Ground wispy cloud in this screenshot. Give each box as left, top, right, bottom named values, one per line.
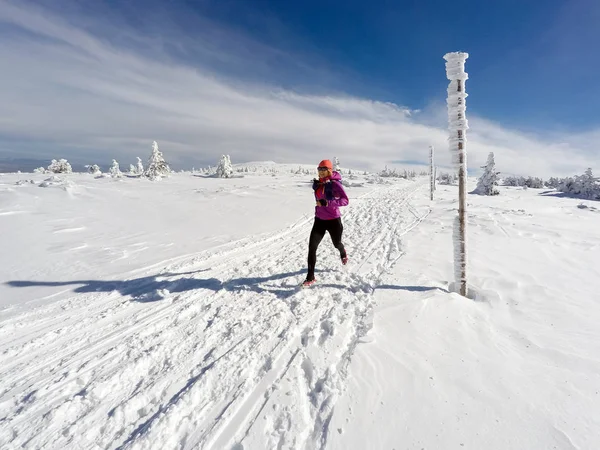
left=0, top=0, right=598, bottom=176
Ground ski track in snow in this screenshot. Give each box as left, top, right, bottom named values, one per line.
left=0, top=180, right=429, bottom=450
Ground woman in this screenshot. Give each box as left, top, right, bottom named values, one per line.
left=302, top=159, right=349, bottom=287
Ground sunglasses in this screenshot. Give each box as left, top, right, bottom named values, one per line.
left=317, top=167, right=330, bottom=171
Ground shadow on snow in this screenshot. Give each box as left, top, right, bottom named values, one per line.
left=538, top=190, right=600, bottom=202
left=5, top=268, right=324, bottom=303
left=376, top=285, right=448, bottom=292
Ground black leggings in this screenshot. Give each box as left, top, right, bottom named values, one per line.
left=307, top=217, right=346, bottom=281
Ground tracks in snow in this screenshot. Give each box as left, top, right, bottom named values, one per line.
left=0, top=180, right=429, bottom=450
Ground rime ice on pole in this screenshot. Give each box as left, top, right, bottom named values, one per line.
left=444, top=52, right=469, bottom=297
left=444, top=52, right=469, bottom=171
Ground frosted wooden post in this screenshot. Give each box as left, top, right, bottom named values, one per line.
left=444, top=52, right=469, bottom=297
left=429, top=145, right=435, bottom=200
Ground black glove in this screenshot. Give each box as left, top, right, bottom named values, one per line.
left=318, top=198, right=328, bottom=206
left=312, top=179, right=320, bottom=191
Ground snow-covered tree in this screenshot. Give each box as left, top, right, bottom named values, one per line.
left=33, top=167, right=46, bottom=174
left=578, top=168, right=599, bottom=199
left=333, top=157, right=341, bottom=172
left=216, top=155, right=233, bottom=178
left=472, top=152, right=499, bottom=195
left=47, top=159, right=72, bottom=174
left=144, top=141, right=171, bottom=180
left=109, top=159, right=122, bottom=178
left=136, top=157, right=144, bottom=175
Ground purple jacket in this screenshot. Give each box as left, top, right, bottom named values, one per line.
left=313, top=171, right=349, bottom=220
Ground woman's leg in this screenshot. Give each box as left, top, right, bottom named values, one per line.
left=307, top=219, right=326, bottom=281
left=328, top=218, right=347, bottom=259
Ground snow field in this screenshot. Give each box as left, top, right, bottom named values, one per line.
left=329, top=184, right=600, bottom=450
left=1, top=172, right=430, bottom=449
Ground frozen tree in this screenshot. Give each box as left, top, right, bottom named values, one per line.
left=333, top=157, right=341, bottom=172
left=129, top=164, right=136, bottom=174
left=144, top=141, right=171, bottom=180
left=109, top=159, right=123, bottom=178
left=33, top=167, right=46, bottom=174
left=136, top=157, right=144, bottom=175
left=472, top=152, right=499, bottom=195
left=216, top=155, right=233, bottom=178
left=578, top=168, right=599, bottom=199
left=47, top=159, right=72, bottom=174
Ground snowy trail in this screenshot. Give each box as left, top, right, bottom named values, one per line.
left=0, top=180, right=428, bottom=450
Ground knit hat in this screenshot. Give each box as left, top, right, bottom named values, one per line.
left=318, top=160, right=333, bottom=170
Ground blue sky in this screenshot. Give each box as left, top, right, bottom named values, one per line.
left=0, top=0, right=599, bottom=176
left=189, top=0, right=599, bottom=129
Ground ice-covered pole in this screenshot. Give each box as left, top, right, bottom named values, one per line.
left=444, top=51, right=469, bottom=297
left=429, top=145, right=435, bottom=201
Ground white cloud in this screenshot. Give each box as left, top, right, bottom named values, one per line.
left=0, top=0, right=598, bottom=176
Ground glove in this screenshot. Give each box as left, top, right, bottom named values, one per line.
left=318, top=198, right=328, bottom=206
left=312, top=179, right=320, bottom=191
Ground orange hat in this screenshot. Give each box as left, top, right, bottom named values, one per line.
left=318, top=160, right=333, bottom=170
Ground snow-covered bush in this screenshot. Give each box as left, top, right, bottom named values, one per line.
left=216, top=155, right=233, bottom=178
left=47, top=159, right=72, bottom=174
left=577, top=168, right=600, bottom=199
left=87, top=164, right=101, bottom=176
left=556, top=168, right=600, bottom=199
left=38, top=175, right=75, bottom=190
left=33, top=167, right=46, bottom=174
left=109, top=159, right=122, bottom=178
left=525, top=177, right=544, bottom=189
left=144, top=141, right=171, bottom=180
left=472, top=152, right=499, bottom=195
left=437, top=172, right=457, bottom=185
left=502, top=175, right=544, bottom=188
left=502, top=176, right=520, bottom=187
left=379, top=166, right=416, bottom=179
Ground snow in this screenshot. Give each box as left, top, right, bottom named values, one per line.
left=1, top=166, right=599, bottom=449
